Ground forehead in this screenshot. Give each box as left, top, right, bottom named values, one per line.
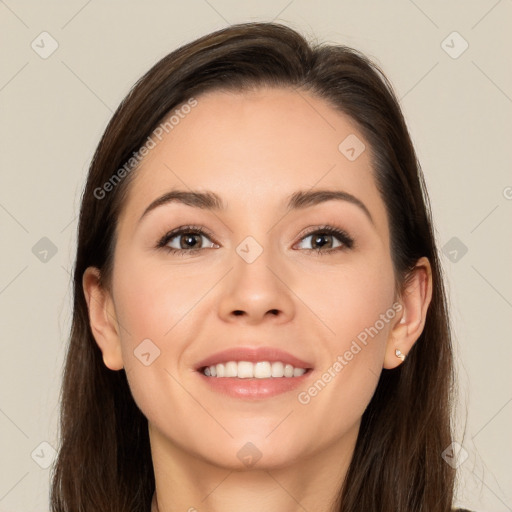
left=117, top=86, right=388, bottom=233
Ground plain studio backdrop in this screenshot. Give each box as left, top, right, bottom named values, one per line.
left=0, top=1, right=511, bottom=511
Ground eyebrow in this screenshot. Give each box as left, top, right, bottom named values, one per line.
left=139, top=189, right=374, bottom=225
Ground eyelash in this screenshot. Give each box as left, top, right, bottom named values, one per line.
left=155, top=224, right=354, bottom=256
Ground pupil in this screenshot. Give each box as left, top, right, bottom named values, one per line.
left=314, top=234, right=331, bottom=249
left=182, top=234, right=199, bottom=249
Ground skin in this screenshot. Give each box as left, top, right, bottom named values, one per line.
left=83, top=87, right=432, bottom=512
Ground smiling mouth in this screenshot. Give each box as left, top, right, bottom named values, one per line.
left=198, top=361, right=312, bottom=378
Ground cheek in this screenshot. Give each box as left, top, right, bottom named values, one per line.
left=110, top=258, right=209, bottom=439
left=112, top=251, right=213, bottom=346
left=297, top=253, right=396, bottom=348
left=110, top=252, right=219, bottom=401
left=292, top=257, right=396, bottom=439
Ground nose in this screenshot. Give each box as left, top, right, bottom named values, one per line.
left=216, top=239, right=295, bottom=325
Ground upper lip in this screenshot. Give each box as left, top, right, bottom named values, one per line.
left=195, top=346, right=314, bottom=371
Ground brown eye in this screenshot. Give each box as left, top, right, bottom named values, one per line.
left=173, top=232, right=206, bottom=250
left=295, top=226, right=354, bottom=254
left=157, top=225, right=218, bottom=255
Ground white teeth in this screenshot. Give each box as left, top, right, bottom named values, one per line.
left=225, top=361, right=237, bottom=377
left=271, top=361, right=284, bottom=377
left=254, top=361, right=271, bottom=378
left=237, top=361, right=253, bottom=378
left=215, top=363, right=225, bottom=377
left=202, top=360, right=307, bottom=378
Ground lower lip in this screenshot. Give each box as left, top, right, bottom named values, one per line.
left=196, top=369, right=313, bottom=399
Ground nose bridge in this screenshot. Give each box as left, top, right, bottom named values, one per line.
left=230, top=197, right=284, bottom=279
left=232, top=229, right=279, bottom=295
left=227, top=194, right=278, bottom=266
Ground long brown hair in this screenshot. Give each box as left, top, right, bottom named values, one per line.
left=51, top=22, right=455, bottom=511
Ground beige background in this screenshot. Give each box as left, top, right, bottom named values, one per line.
left=1, top=1, right=511, bottom=510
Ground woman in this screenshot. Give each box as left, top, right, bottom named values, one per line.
left=50, top=22, right=473, bottom=512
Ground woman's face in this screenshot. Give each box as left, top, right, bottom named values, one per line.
left=98, top=87, right=402, bottom=469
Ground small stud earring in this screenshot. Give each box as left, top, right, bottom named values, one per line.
left=395, top=349, right=406, bottom=361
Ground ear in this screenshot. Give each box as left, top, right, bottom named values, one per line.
left=82, top=267, right=124, bottom=371
left=383, top=256, right=433, bottom=369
